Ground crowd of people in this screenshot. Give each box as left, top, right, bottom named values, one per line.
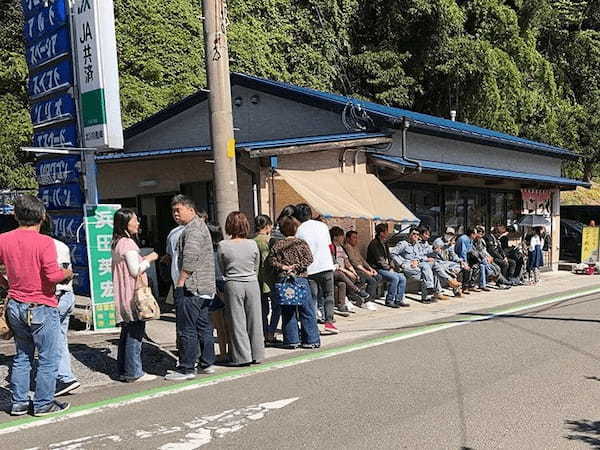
left=0, top=193, right=548, bottom=416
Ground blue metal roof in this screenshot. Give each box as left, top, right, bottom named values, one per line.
left=233, top=73, right=578, bottom=161
left=96, top=133, right=388, bottom=161
left=373, top=154, right=590, bottom=188
left=124, top=72, right=579, bottom=161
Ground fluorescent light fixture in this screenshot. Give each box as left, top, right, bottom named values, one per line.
left=138, top=179, right=159, bottom=187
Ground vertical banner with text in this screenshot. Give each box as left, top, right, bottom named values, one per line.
left=84, top=204, right=120, bottom=330
left=72, top=0, right=123, bottom=149
left=581, top=226, right=600, bottom=265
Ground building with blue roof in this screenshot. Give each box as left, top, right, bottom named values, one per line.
left=95, top=72, right=588, bottom=269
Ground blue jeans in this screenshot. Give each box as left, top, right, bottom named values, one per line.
left=308, top=270, right=335, bottom=322
left=478, top=262, right=492, bottom=288
left=117, top=320, right=146, bottom=380
left=261, top=293, right=281, bottom=335
left=175, top=291, right=215, bottom=373
left=7, top=300, right=60, bottom=411
left=378, top=269, right=407, bottom=303
left=280, top=278, right=320, bottom=346
left=57, top=291, right=76, bottom=383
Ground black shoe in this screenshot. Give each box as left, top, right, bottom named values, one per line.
left=334, top=307, right=350, bottom=317
left=396, top=301, right=410, bottom=307
left=56, top=380, right=81, bottom=397
left=301, top=343, right=320, bottom=349
left=10, top=403, right=29, bottom=416
left=281, top=343, right=300, bottom=350
left=358, top=290, right=370, bottom=299
left=385, top=302, right=400, bottom=309
left=34, top=400, right=70, bottom=417
left=496, top=284, right=511, bottom=290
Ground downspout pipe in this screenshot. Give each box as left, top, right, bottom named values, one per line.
left=237, top=162, right=260, bottom=217
left=400, top=118, right=422, bottom=173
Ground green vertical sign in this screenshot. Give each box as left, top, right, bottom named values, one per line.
left=85, top=204, right=121, bottom=330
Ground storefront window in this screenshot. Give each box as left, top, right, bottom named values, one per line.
left=465, top=190, right=487, bottom=229
left=444, top=189, right=465, bottom=234
left=506, top=192, right=521, bottom=226
left=414, top=189, right=440, bottom=235
left=390, top=187, right=412, bottom=210
left=390, top=185, right=441, bottom=235
left=490, top=192, right=506, bottom=227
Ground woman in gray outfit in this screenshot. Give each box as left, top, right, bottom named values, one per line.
left=217, top=211, right=265, bottom=365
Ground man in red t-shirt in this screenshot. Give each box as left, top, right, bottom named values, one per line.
left=0, top=195, right=73, bottom=416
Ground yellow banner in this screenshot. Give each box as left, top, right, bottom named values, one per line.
left=581, top=226, right=600, bottom=263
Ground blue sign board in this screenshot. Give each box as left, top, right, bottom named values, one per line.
left=24, top=0, right=68, bottom=42
left=51, top=214, right=85, bottom=242
left=69, top=242, right=89, bottom=267
left=27, top=26, right=71, bottom=70
left=33, top=123, right=78, bottom=147
left=35, top=155, right=81, bottom=186
left=40, top=182, right=84, bottom=211
left=22, top=0, right=51, bottom=17
left=30, top=93, right=75, bottom=127
left=73, top=266, right=90, bottom=296
left=28, top=59, right=73, bottom=99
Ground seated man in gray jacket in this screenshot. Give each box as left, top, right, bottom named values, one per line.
left=390, top=226, right=448, bottom=303
left=431, top=227, right=467, bottom=297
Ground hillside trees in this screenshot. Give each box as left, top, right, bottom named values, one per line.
left=1, top=0, right=599, bottom=185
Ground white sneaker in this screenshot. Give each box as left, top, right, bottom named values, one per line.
left=127, top=373, right=158, bottom=383
left=345, top=299, right=357, bottom=312
left=364, top=301, right=378, bottom=311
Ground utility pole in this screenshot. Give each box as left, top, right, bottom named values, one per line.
left=202, top=0, right=239, bottom=230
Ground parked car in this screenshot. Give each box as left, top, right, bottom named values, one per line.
left=560, top=218, right=584, bottom=262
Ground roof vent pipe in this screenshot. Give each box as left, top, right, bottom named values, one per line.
left=401, top=118, right=422, bottom=173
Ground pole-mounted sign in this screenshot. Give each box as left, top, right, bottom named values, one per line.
left=72, top=0, right=123, bottom=150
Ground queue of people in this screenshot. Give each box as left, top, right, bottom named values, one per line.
left=0, top=192, right=548, bottom=416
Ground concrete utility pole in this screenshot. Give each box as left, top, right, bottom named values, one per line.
left=202, top=0, right=239, bottom=230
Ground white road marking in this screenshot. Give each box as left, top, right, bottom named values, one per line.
left=2, top=289, right=598, bottom=438
left=30, top=398, right=299, bottom=449
left=24, top=433, right=122, bottom=450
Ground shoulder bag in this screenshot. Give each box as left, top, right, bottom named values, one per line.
left=0, top=299, right=13, bottom=340
left=273, top=275, right=308, bottom=306
left=133, top=274, right=161, bottom=321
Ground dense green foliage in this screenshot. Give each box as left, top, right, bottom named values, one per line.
left=1, top=0, right=599, bottom=187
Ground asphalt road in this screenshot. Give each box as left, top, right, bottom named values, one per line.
left=4, top=293, right=600, bottom=449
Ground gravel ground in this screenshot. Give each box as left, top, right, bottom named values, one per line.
left=0, top=336, right=177, bottom=412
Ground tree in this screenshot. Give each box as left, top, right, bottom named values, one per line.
left=0, top=1, right=35, bottom=189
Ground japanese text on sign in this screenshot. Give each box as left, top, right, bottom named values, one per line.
left=84, top=204, right=121, bottom=330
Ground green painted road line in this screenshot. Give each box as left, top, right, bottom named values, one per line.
left=1, top=286, right=599, bottom=432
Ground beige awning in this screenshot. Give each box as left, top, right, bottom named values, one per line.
left=275, top=169, right=419, bottom=223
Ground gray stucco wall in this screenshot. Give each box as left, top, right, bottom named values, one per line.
left=395, top=132, right=562, bottom=177
left=126, top=85, right=347, bottom=151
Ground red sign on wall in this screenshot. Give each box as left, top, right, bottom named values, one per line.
left=521, top=189, right=551, bottom=215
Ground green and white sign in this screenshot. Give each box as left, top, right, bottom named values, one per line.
left=72, top=0, right=123, bottom=149
left=85, top=203, right=120, bottom=330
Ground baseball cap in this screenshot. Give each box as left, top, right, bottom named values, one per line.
left=445, top=227, right=456, bottom=235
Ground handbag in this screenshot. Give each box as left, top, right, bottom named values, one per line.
left=133, top=274, right=161, bottom=321
left=273, top=276, right=308, bottom=306
left=0, top=299, right=13, bottom=340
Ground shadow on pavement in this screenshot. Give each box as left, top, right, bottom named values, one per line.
left=70, top=341, right=175, bottom=379
left=70, top=343, right=119, bottom=380
left=460, top=312, right=600, bottom=324
left=565, top=419, right=600, bottom=448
